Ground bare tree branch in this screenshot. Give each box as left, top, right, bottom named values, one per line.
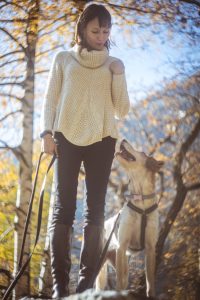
left=36, top=45, right=64, bottom=58
left=0, top=268, right=11, bottom=280
left=156, top=117, right=200, bottom=266
left=149, top=135, right=176, bottom=156
left=35, top=69, right=49, bottom=75
left=0, top=81, right=23, bottom=87
left=0, top=50, right=23, bottom=60
left=39, top=20, right=73, bottom=39
left=0, top=75, right=24, bottom=80
left=180, top=0, right=200, bottom=8
left=38, top=14, right=71, bottom=33
left=0, top=225, right=14, bottom=243
left=0, top=17, right=38, bottom=23
left=175, top=118, right=200, bottom=178
left=186, top=182, right=200, bottom=191
left=0, top=58, right=24, bottom=69
left=0, top=27, right=26, bottom=53
left=0, top=109, right=22, bottom=123
left=0, top=92, right=23, bottom=102
left=0, top=139, right=21, bottom=159
left=106, top=1, right=162, bottom=15
left=0, top=0, right=27, bottom=12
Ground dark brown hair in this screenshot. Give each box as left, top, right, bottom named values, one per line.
left=74, top=3, right=112, bottom=51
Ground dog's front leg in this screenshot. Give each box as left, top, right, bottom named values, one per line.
left=145, top=246, right=156, bottom=297
left=96, top=261, right=107, bottom=291
left=116, top=245, right=129, bottom=290
left=145, top=213, right=158, bottom=297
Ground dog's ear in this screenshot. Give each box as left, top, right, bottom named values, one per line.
left=145, top=157, right=164, bottom=172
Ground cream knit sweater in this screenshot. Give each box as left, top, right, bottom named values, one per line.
left=40, top=44, right=130, bottom=146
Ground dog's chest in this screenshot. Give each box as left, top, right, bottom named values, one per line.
left=117, top=203, right=158, bottom=252
left=118, top=206, right=142, bottom=249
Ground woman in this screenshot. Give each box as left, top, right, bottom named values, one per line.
left=40, top=3, right=130, bottom=298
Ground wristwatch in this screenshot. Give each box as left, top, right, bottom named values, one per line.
left=39, top=130, right=52, bottom=138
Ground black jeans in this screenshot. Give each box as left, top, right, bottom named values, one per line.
left=52, top=132, right=116, bottom=227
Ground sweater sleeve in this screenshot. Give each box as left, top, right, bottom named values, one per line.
left=111, top=72, right=130, bottom=119
left=40, top=52, right=63, bottom=134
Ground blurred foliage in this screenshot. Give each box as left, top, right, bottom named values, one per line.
left=0, top=153, right=17, bottom=293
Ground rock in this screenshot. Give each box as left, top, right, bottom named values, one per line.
left=20, top=289, right=149, bottom=300
left=68, top=289, right=148, bottom=299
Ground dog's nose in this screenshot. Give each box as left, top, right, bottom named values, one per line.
left=122, top=139, right=127, bottom=144
left=120, top=139, right=127, bottom=150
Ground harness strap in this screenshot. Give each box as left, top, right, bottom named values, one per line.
left=125, top=192, right=156, bottom=201
left=127, top=202, right=158, bottom=250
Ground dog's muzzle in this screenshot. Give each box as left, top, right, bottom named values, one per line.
left=115, top=140, right=136, bottom=161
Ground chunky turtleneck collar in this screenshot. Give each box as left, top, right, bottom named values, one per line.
left=69, top=44, right=109, bottom=69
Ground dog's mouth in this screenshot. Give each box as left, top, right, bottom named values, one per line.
left=115, top=142, right=136, bottom=161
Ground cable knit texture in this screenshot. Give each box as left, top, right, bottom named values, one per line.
left=40, top=44, right=130, bottom=146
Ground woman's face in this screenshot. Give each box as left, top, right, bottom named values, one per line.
left=83, top=17, right=111, bottom=51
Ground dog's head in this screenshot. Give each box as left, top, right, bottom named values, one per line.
left=115, top=139, right=164, bottom=174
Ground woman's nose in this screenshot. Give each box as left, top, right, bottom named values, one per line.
left=97, top=33, right=104, bottom=41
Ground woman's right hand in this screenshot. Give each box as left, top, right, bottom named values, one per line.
left=41, top=134, right=58, bottom=156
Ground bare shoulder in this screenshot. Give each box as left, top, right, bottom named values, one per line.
left=114, top=58, right=124, bottom=65
left=109, top=58, right=125, bottom=74
left=110, top=58, right=125, bottom=67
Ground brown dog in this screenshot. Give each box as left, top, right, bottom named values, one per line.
left=96, top=139, right=164, bottom=298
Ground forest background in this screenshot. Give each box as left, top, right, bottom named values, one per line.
left=0, top=0, right=200, bottom=299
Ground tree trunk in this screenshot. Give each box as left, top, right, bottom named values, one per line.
left=156, top=118, right=200, bottom=267
left=156, top=183, right=187, bottom=267
left=13, top=2, right=39, bottom=298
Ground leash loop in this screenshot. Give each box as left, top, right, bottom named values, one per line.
left=3, top=152, right=56, bottom=300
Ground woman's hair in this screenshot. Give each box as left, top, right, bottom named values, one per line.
left=74, top=3, right=112, bottom=50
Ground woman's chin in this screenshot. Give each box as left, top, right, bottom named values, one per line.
left=91, top=44, right=104, bottom=51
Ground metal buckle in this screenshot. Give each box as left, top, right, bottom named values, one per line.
left=133, top=194, right=143, bottom=201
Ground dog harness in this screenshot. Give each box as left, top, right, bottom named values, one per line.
left=125, top=193, right=158, bottom=251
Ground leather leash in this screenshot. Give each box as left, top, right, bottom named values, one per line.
left=88, top=211, right=121, bottom=288
left=3, top=152, right=56, bottom=300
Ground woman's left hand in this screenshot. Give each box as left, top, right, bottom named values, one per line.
left=109, top=59, right=125, bottom=74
